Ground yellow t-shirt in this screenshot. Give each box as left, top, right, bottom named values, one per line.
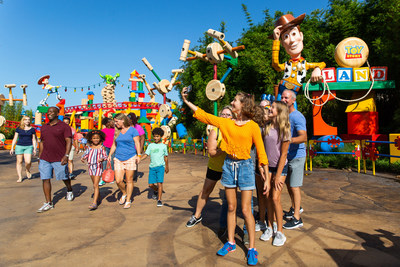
left=207, top=126, right=226, bottom=172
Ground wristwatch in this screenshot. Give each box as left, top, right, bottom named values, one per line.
left=65, top=154, right=69, bottom=157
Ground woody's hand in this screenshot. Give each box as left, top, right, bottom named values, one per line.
left=273, top=26, right=282, bottom=40
left=311, top=68, right=323, bottom=82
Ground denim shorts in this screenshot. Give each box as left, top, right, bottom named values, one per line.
left=39, top=160, right=69, bottom=180
left=15, top=145, right=33, bottom=155
left=221, top=157, right=255, bottom=191
left=148, top=165, right=165, bottom=184
left=286, top=157, right=306, bottom=187
left=269, top=164, right=288, bottom=176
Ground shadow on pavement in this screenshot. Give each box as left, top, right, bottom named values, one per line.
left=53, top=183, right=87, bottom=205
left=326, top=229, right=400, bottom=266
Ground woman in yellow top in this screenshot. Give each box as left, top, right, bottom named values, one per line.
left=186, top=106, right=234, bottom=228
left=181, top=88, right=269, bottom=266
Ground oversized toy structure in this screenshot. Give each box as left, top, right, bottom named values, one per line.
left=271, top=14, right=326, bottom=109
left=38, top=75, right=62, bottom=106
left=0, top=84, right=28, bottom=107
left=139, top=57, right=185, bottom=140
left=30, top=67, right=186, bottom=143
left=1, top=19, right=397, bottom=166
left=271, top=13, right=399, bottom=169
left=180, top=28, right=244, bottom=116
left=99, top=73, right=120, bottom=105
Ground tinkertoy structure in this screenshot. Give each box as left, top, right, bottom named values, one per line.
left=180, top=28, right=245, bottom=116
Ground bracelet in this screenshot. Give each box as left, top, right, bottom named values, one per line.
left=65, top=154, right=69, bottom=157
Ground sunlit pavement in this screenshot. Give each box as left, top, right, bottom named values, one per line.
left=0, top=150, right=399, bottom=266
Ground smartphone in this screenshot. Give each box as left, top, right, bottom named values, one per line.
left=187, top=85, right=192, bottom=93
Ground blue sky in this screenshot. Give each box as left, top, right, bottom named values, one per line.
left=0, top=0, right=329, bottom=111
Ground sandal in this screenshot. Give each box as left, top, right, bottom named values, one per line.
left=17, top=179, right=22, bottom=183
left=89, top=203, right=98, bottom=210
left=26, top=171, right=32, bottom=179
left=119, top=195, right=127, bottom=205
left=123, top=201, right=131, bottom=209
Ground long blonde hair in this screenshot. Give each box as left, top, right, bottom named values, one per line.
left=19, top=116, right=31, bottom=130
left=264, top=101, right=291, bottom=142
left=113, top=113, right=130, bottom=140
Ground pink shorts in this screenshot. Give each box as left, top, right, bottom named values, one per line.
left=114, top=156, right=137, bottom=171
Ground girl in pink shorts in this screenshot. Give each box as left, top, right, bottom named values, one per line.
left=81, top=130, right=108, bottom=210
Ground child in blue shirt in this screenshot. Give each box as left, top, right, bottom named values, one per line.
left=140, top=128, right=169, bottom=207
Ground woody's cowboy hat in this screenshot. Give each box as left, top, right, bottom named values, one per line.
left=269, top=13, right=305, bottom=39
left=37, top=75, right=50, bottom=85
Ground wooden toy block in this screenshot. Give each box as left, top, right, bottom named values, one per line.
left=347, top=111, right=378, bottom=135
left=335, top=37, right=369, bottom=68
left=312, top=91, right=337, bottom=136
left=180, top=40, right=191, bottom=61
left=371, top=66, right=387, bottom=81
left=322, top=68, right=336, bottom=82
left=336, top=68, right=353, bottom=82
left=345, top=91, right=376, bottom=112
left=207, top=29, right=225, bottom=41
left=389, top=133, right=400, bottom=163
left=81, top=119, right=89, bottom=130
left=353, top=67, right=369, bottom=82
left=4, top=84, right=16, bottom=106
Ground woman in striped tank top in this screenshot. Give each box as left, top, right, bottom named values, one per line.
left=81, top=130, right=108, bottom=210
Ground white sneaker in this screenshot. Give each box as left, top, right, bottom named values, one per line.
left=37, top=202, right=54, bottom=213
left=273, top=222, right=278, bottom=236
left=66, top=191, right=74, bottom=201
left=260, top=226, right=273, bottom=241
left=255, top=220, right=266, bottom=232
left=272, top=231, right=287, bottom=246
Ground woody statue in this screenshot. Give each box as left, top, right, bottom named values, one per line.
left=272, top=13, right=326, bottom=109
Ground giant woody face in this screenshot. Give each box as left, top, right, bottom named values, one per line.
left=281, top=26, right=304, bottom=58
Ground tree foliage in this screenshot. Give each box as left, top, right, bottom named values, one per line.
left=176, top=0, right=400, bottom=138
left=1, top=102, right=34, bottom=138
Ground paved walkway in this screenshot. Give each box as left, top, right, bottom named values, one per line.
left=0, top=150, right=399, bottom=266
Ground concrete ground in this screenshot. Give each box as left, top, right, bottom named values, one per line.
left=0, top=150, right=399, bottom=267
